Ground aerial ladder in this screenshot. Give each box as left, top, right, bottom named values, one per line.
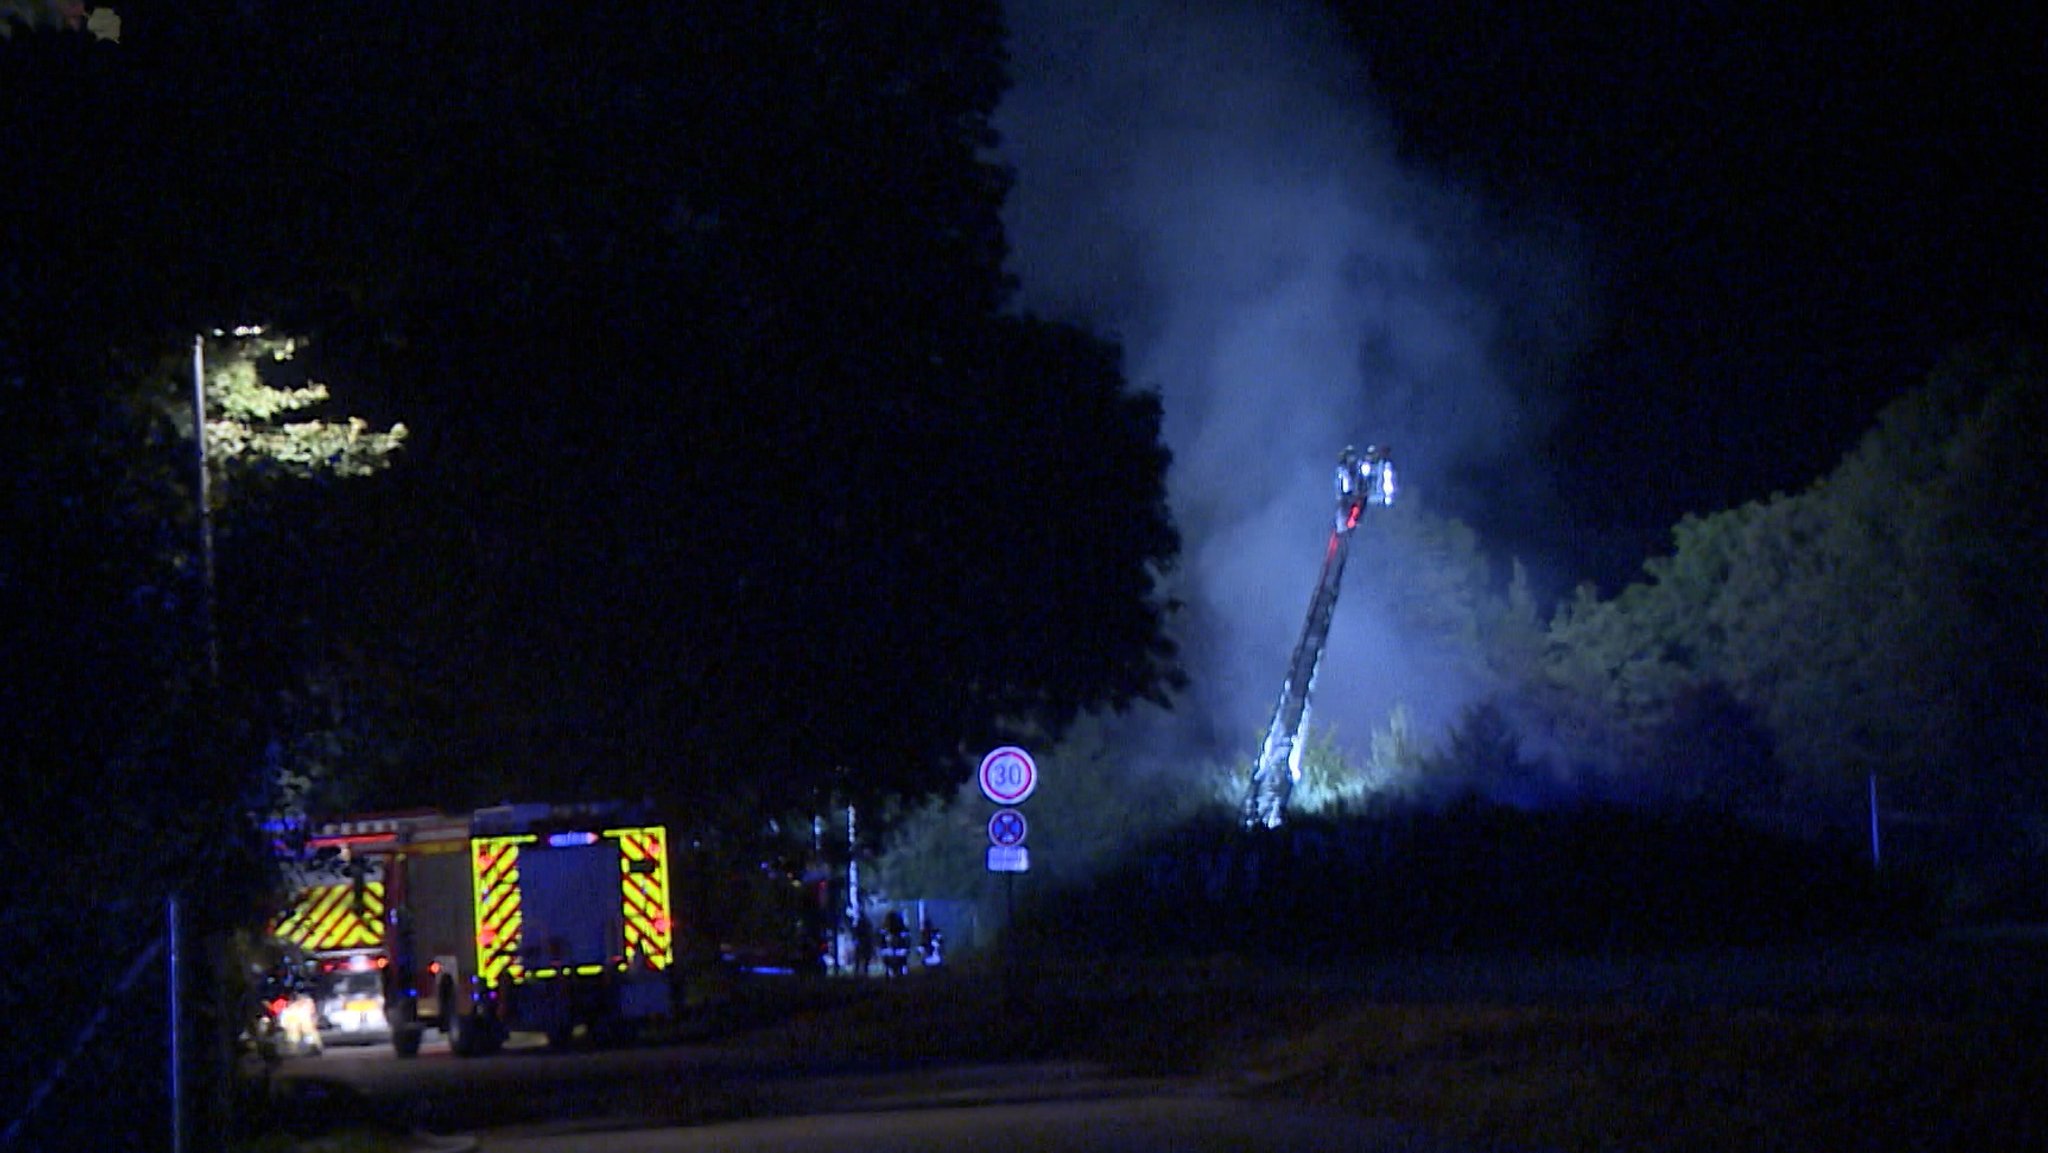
left=1242, top=444, right=1397, bottom=829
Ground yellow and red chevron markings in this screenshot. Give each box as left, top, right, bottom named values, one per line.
left=274, top=882, right=385, bottom=952
left=608, top=826, right=674, bottom=969
left=468, top=826, right=673, bottom=984
left=471, top=834, right=530, bottom=983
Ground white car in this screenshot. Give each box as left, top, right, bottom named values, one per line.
left=319, top=969, right=391, bottom=1046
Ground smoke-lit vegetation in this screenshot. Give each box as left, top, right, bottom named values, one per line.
left=1529, top=349, right=2046, bottom=829
left=880, top=347, right=2048, bottom=936
left=1009, top=804, right=1931, bottom=961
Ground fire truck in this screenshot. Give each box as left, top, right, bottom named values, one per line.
left=273, top=822, right=392, bottom=961
left=287, top=802, right=676, bottom=1056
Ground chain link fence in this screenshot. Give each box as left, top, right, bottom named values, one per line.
left=0, top=899, right=249, bottom=1153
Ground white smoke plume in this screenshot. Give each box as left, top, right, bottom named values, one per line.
left=998, top=0, right=1581, bottom=769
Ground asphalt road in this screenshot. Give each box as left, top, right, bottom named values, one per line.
left=271, top=943, right=2048, bottom=1153
left=276, top=1034, right=1475, bottom=1152
left=478, top=1096, right=1465, bottom=1153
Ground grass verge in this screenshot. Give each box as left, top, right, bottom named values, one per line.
left=755, top=945, right=2048, bottom=1152
left=1247, top=1003, right=2045, bottom=1152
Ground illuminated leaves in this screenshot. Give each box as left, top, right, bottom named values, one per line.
left=0, top=2, right=117, bottom=40
left=199, top=329, right=408, bottom=484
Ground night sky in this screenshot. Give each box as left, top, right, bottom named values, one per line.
left=1327, top=0, right=2047, bottom=582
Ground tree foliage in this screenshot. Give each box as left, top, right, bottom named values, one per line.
left=876, top=713, right=1204, bottom=911
left=0, top=325, right=404, bottom=1142
left=1206, top=723, right=1375, bottom=817
left=0, top=1, right=118, bottom=40
left=1535, top=346, right=2048, bottom=824
left=257, top=2, right=1184, bottom=818
left=3, top=1, right=1183, bottom=845
left=1423, top=698, right=1554, bottom=805
left=195, top=331, right=406, bottom=481
left=1366, top=703, right=1432, bottom=792
left=1648, top=678, right=1783, bottom=812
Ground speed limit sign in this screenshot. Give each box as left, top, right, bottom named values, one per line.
left=977, top=746, right=1037, bottom=805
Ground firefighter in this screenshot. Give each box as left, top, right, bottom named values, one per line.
left=261, top=957, right=323, bottom=1056
left=852, top=912, right=876, bottom=978
left=277, top=988, right=323, bottom=1056
left=881, top=910, right=911, bottom=978
left=919, top=917, right=944, bottom=970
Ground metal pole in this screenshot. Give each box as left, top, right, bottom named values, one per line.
left=168, top=895, right=184, bottom=1153
left=845, top=804, right=858, bottom=922
left=1001, top=871, right=1018, bottom=1012
left=190, top=336, right=218, bottom=685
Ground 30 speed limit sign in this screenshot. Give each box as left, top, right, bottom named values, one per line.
left=977, top=746, right=1038, bottom=805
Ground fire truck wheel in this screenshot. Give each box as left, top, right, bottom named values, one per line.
left=389, top=999, right=423, bottom=1058
left=450, top=1009, right=487, bottom=1057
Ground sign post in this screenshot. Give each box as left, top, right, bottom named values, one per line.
left=977, top=747, right=1038, bottom=995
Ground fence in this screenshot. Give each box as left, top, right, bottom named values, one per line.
left=2, top=898, right=184, bottom=1153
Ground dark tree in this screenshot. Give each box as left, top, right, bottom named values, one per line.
left=1650, top=679, right=1783, bottom=813
left=3, top=1, right=1184, bottom=827
left=1534, top=347, right=2048, bottom=913
left=5, top=5, right=1183, bottom=1137
left=1427, top=698, right=1546, bottom=805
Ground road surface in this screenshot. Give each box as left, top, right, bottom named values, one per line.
left=478, top=1096, right=1465, bottom=1152
left=278, top=1037, right=1476, bottom=1152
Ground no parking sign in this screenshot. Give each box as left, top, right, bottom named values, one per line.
left=987, top=808, right=1027, bottom=847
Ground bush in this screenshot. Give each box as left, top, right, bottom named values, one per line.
left=1011, top=800, right=1939, bottom=962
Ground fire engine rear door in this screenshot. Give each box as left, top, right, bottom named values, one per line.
left=517, top=839, right=623, bottom=973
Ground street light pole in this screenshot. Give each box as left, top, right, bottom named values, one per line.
left=845, top=803, right=859, bottom=924
left=168, top=894, right=185, bottom=1153
left=191, top=334, right=218, bottom=685
left=176, top=336, right=215, bottom=1153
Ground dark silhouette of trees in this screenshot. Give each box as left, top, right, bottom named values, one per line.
left=1650, top=679, right=1783, bottom=813
left=1425, top=699, right=1547, bottom=805
left=1530, top=347, right=2048, bottom=908
left=6, top=4, right=1185, bottom=1138
left=4, top=1, right=1183, bottom=825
